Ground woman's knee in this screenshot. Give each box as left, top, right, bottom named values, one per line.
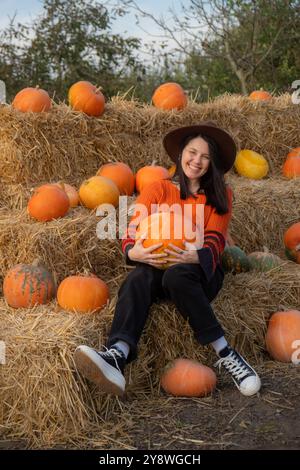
left=162, top=264, right=190, bottom=290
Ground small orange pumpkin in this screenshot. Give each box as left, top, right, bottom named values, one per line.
left=287, top=147, right=300, bottom=158
left=53, top=182, right=79, bottom=207
left=97, top=162, right=135, bottom=196
left=57, top=275, right=109, bottom=313
left=79, top=176, right=119, bottom=209
left=12, top=87, right=51, bottom=112
left=282, top=148, right=300, bottom=178
left=68, top=80, right=105, bottom=117
left=135, top=165, right=170, bottom=193
left=152, top=82, right=187, bottom=110
left=161, top=358, right=217, bottom=397
left=283, top=222, right=300, bottom=264
left=28, top=184, right=70, bottom=222
left=266, top=310, right=300, bottom=362
left=248, top=90, right=272, bottom=101
left=168, top=164, right=177, bottom=177
left=3, top=260, right=56, bottom=308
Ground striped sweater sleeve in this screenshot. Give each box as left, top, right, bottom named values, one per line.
left=121, top=180, right=164, bottom=264
left=197, top=186, right=233, bottom=281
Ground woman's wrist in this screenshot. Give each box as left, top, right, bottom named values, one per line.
left=127, top=248, right=134, bottom=261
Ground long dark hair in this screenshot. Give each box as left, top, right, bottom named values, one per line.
left=172, top=133, right=229, bottom=214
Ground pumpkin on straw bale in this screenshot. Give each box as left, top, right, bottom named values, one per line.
left=12, top=87, right=52, bottom=113
left=152, top=82, right=188, bottom=110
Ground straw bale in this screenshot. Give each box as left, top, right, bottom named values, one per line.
left=0, top=103, right=102, bottom=185
left=0, top=94, right=299, bottom=189
left=143, top=260, right=300, bottom=384
left=0, top=183, right=31, bottom=210
left=0, top=300, right=121, bottom=447
left=0, top=261, right=299, bottom=446
left=0, top=206, right=126, bottom=290
left=0, top=175, right=297, bottom=284
left=226, top=174, right=300, bottom=255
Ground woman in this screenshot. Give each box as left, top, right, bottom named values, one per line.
left=74, top=121, right=261, bottom=397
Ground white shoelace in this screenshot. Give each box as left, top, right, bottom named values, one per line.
left=215, top=351, right=251, bottom=381
left=99, top=346, right=124, bottom=372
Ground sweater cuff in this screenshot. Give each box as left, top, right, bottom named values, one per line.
left=124, top=243, right=136, bottom=266
left=197, top=247, right=214, bottom=282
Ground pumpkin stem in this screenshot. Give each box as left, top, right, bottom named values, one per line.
left=262, top=246, right=270, bottom=253
left=56, top=181, right=65, bottom=191
left=81, top=268, right=97, bottom=277
left=32, top=258, right=45, bottom=268
left=278, top=304, right=289, bottom=311
left=151, top=160, right=157, bottom=166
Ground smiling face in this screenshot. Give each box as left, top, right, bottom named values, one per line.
left=181, top=136, right=211, bottom=185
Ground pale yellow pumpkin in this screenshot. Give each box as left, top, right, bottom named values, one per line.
left=234, top=149, right=269, bottom=179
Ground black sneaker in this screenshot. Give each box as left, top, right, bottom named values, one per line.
left=215, top=347, right=261, bottom=396
left=74, top=345, right=126, bottom=396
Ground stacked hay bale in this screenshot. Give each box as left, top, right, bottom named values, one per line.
left=0, top=208, right=122, bottom=290
left=227, top=175, right=300, bottom=255
left=0, top=94, right=299, bottom=447
left=1, top=94, right=299, bottom=206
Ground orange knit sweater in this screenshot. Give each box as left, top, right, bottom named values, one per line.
left=122, top=179, right=233, bottom=281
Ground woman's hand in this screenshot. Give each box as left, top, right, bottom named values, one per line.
left=127, top=234, right=168, bottom=268
left=164, top=241, right=199, bottom=265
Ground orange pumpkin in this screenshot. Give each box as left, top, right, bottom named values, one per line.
left=282, top=152, right=300, bottom=178
left=152, top=82, right=187, bottom=110
left=12, top=87, right=51, bottom=112
left=287, top=147, right=300, bottom=158
left=57, top=275, right=109, bottom=313
left=248, top=90, right=272, bottom=101
left=97, top=162, right=135, bottom=196
left=79, top=176, right=119, bottom=209
left=54, top=182, right=79, bottom=207
left=68, top=80, right=93, bottom=102
left=266, top=310, right=300, bottom=362
left=3, top=261, right=56, bottom=308
left=135, top=165, right=170, bottom=193
left=283, top=222, right=300, bottom=264
left=68, top=80, right=105, bottom=117
left=135, top=211, right=201, bottom=269
left=161, top=358, right=217, bottom=397
left=28, top=184, right=70, bottom=222
left=168, top=164, right=177, bottom=177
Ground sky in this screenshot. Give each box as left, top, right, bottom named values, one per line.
left=0, top=0, right=184, bottom=44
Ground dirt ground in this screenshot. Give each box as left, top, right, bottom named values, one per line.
left=128, top=364, right=300, bottom=451
left=0, top=362, right=299, bottom=450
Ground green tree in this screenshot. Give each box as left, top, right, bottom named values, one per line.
left=123, top=0, right=300, bottom=96
left=0, top=0, right=142, bottom=101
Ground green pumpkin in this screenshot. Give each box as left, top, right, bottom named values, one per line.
left=248, top=249, right=282, bottom=272
left=221, top=246, right=250, bottom=274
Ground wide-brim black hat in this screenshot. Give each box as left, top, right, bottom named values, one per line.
left=163, top=121, right=237, bottom=173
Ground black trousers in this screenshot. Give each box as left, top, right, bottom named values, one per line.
left=107, top=263, right=225, bottom=363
